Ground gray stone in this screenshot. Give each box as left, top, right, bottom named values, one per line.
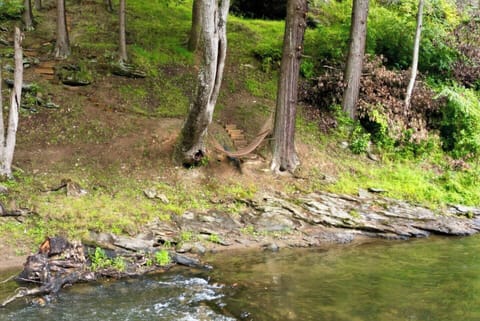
left=263, top=242, right=279, bottom=252
left=190, top=242, right=206, bottom=254
left=113, top=235, right=154, bottom=252
left=143, top=188, right=157, bottom=199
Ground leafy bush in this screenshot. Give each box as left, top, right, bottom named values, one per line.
left=304, top=0, right=350, bottom=62
left=360, top=107, right=394, bottom=149
left=349, top=126, right=371, bottom=154
left=89, top=247, right=126, bottom=272
left=306, top=0, right=460, bottom=75
left=437, top=85, right=480, bottom=159
left=300, top=59, right=315, bottom=79
left=367, top=5, right=413, bottom=69
left=0, top=0, right=23, bottom=20
left=155, top=249, right=171, bottom=266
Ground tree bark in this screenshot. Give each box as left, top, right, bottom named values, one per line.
left=105, top=0, right=113, bottom=12
left=0, top=28, right=23, bottom=178
left=270, top=0, right=308, bottom=173
left=404, top=0, right=424, bottom=110
left=34, top=0, right=42, bottom=10
left=188, top=0, right=202, bottom=52
left=342, top=0, right=369, bottom=120
left=0, top=58, right=4, bottom=162
left=23, top=0, right=35, bottom=31
left=54, top=0, right=70, bottom=59
left=119, top=0, right=128, bottom=62
left=175, top=0, right=230, bottom=165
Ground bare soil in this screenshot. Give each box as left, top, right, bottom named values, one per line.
left=0, top=4, right=341, bottom=271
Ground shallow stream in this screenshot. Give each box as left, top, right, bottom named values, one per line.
left=1, top=236, right=480, bottom=320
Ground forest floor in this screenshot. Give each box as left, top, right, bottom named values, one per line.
left=0, top=4, right=333, bottom=269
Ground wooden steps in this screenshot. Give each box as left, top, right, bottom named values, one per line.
left=34, top=61, right=56, bottom=80
left=224, top=123, right=247, bottom=148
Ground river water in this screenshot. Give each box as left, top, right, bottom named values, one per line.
left=1, top=236, right=480, bottom=320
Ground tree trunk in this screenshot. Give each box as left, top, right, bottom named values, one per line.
left=119, top=0, right=128, bottom=62
left=404, top=0, right=424, bottom=110
left=105, top=0, right=113, bottom=12
left=0, top=28, right=23, bottom=178
left=175, top=0, right=230, bottom=165
left=270, top=0, right=308, bottom=173
left=23, top=0, right=35, bottom=31
left=342, top=0, right=369, bottom=120
left=54, top=0, right=70, bottom=59
left=0, top=58, right=4, bottom=163
left=34, top=0, right=42, bottom=11
left=188, top=0, right=202, bottom=52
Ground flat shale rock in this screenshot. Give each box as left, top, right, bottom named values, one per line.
left=249, top=192, right=480, bottom=240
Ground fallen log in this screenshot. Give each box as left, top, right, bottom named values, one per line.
left=1, top=236, right=208, bottom=308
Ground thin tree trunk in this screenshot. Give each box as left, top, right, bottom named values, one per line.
left=1, top=28, right=23, bottom=178
left=0, top=58, right=4, bottom=164
left=23, top=0, right=35, bottom=31
left=119, top=0, right=128, bottom=62
left=54, top=0, right=70, bottom=59
left=34, top=0, right=42, bottom=11
left=175, top=0, right=230, bottom=165
left=271, top=0, right=308, bottom=173
left=188, top=0, right=202, bottom=52
left=342, top=0, right=369, bottom=120
left=404, top=0, right=424, bottom=110
left=105, top=0, right=113, bottom=12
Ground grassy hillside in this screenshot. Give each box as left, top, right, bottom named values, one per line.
left=0, top=0, right=478, bottom=254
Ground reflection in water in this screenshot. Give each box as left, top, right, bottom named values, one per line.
left=207, top=236, right=480, bottom=321
left=1, top=236, right=480, bottom=321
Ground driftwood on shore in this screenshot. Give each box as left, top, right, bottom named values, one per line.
left=1, top=236, right=207, bottom=308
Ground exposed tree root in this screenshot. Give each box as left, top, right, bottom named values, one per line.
left=0, top=236, right=207, bottom=308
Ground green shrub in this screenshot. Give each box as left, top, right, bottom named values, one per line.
left=437, top=85, right=480, bottom=159
left=350, top=125, right=371, bottom=154
left=307, top=0, right=460, bottom=74
left=300, top=60, right=315, bottom=79
left=155, top=249, right=171, bottom=266
left=361, top=107, right=393, bottom=148
left=89, top=247, right=125, bottom=272
left=367, top=5, right=413, bottom=69
left=0, top=0, right=23, bottom=20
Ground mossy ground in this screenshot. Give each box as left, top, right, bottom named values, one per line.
left=0, top=0, right=478, bottom=260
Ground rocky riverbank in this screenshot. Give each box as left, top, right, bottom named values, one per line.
left=90, top=190, right=480, bottom=254
left=2, top=189, right=480, bottom=307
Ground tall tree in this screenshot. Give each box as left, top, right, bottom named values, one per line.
left=0, top=28, right=23, bottom=178
left=105, top=0, right=113, bottom=12
left=34, top=0, right=42, bottom=11
left=23, top=0, right=35, bottom=30
left=342, top=0, right=369, bottom=119
left=188, top=0, right=202, bottom=52
left=175, top=0, right=230, bottom=165
left=119, top=0, right=128, bottom=62
left=54, top=0, right=70, bottom=59
left=271, top=0, right=308, bottom=173
left=404, top=0, right=425, bottom=110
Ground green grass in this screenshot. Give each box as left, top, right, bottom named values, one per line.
left=128, top=1, right=193, bottom=68
left=329, top=159, right=480, bottom=208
